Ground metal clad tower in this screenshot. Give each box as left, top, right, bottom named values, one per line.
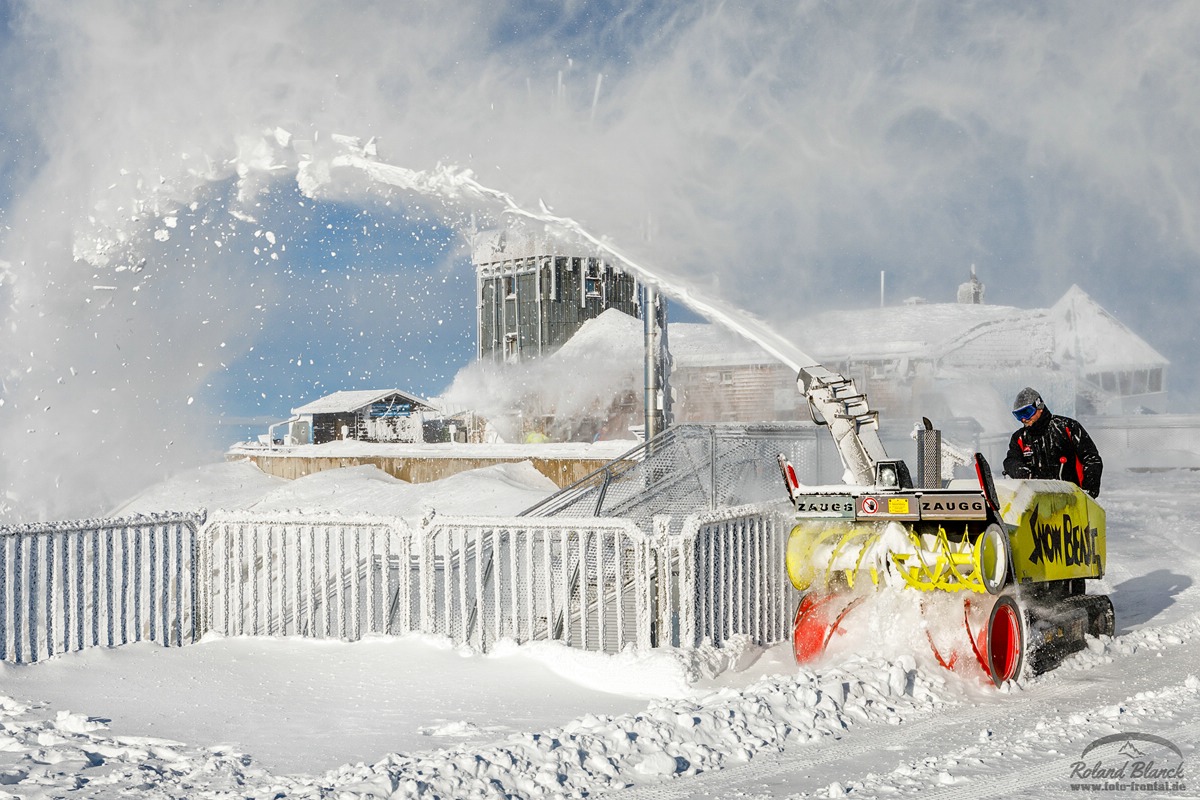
left=473, top=229, right=641, bottom=363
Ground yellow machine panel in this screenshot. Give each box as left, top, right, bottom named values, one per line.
left=1001, top=484, right=1106, bottom=585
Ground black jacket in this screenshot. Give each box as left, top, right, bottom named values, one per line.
left=1003, top=412, right=1103, bottom=497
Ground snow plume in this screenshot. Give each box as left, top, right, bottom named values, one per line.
left=441, top=310, right=645, bottom=442
left=5, top=1, right=1200, bottom=519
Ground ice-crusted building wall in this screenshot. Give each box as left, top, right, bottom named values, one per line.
left=669, top=282, right=1169, bottom=440
left=473, top=229, right=640, bottom=363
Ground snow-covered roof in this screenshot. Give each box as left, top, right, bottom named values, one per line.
left=670, top=286, right=1166, bottom=375
left=291, top=389, right=436, bottom=416
left=1048, top=285, right=1168, bottom=371
left=798, top=302, right=1025, bottom=362
left=669, top=322, right=777, bottom=368
left=472, top=228, right=611, bottom=266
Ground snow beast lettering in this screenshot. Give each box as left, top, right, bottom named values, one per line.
left=1027, top=504, right=1098, bottom=567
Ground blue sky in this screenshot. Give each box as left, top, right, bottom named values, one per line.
left=2, top=0, right=1200, bottom=518
left=193, top=186, right=478, bottom=420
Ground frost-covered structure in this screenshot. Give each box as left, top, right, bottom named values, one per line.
left=672, top=283, right=1168, bottom=438
left=287, top=389, right=441, bottom=444
left=473, top=229, right=641, bottom=363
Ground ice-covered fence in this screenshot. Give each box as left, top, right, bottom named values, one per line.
left=425, top=516, right=653, bottom=652
left=2, top=503, right=797, bottom=662
left=673, top=503, right=795, bottom=649
left=200, top=505, right=796, bottom=654
left=201, top=513, right=656, bottom=652
left=431, top=506, right=795, bottom=652
left=201, top=513, right=411, bottom=641
left=0, top=514, right=205, bottom=663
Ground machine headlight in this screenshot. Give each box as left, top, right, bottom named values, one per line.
left=873, top=460, right=912, bottom=489
left=878, top=464, right=898, bottom=487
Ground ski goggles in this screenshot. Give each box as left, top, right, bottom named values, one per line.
left=1012, top=403, right=1040, bottom=422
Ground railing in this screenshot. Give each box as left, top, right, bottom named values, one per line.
left=521, top=422, right=831, bottom=530
left=679, top=504, right=794, bottom=648
left=0, top=505, right=796, bottom=663
left=201, top=513, right=406, bottom=641
left=0, top=514, right=205, bottom=663
left=424, top=516, right=655, bottom=652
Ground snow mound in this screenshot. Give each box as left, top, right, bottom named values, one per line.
left=109, top=459, right=287, bottom=516
left=109, top=459, right=558, bottom=519
left=0, top=652, right=947, bottom=798
left=549, top=307, right=642, bottom=363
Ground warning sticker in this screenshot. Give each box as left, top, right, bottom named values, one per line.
left=887, top=497, right=910, bottom=514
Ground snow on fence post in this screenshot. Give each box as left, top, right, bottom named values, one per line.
left=679, top=531, right=697, bottom=648
left=472, top=529, right=485, bottom=647
left=490, top=528, right=503, bottom=646
left=634, top=535, right=653, bottom=650
left=201, top=513, right=412, bottom=643
left=418, top=523, right=436, bottom=636
left=537, top=529, right=549, bottom=642
left=365, top=527, right=376, bottom=635
left=594, top=529, right=605, bottom=650
left=652, top=516, right=672, bottom=648
left=510, top=528, right=521, bottom=643
left=3, top=505, right=790, bottom=663
left=676, top=503, right=795, bottom=650
left=0, top=514, right=204, bottom=664
left=395, top=526, right=412, bottom=636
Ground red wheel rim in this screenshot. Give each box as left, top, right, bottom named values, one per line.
left=988, top=600, right=1022, bottom=683
left=793, top=594, right=861, bottom=664
left=793, top=594, right=831, bottom=663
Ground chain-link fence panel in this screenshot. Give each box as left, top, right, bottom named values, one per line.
left=521, top=423, right=843, bottom=531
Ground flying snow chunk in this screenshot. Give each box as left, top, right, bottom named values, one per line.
left=154, top=229, right=170, bottom=242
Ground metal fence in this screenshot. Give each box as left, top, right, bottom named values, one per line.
left=201, top=513, right=404, bottom=641
left=521, top=422, right=835, bottom=529
left=200, top=508, right=795, bottom=653
left=0, top=505, right=796, bottom=663
left=0, top=422, right=816, bottom=664
left=680, top=505, right=794, bottom=648
left=0, top=514, right=205, bottom=663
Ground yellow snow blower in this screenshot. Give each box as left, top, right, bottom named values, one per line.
left=778, top=366, right=1114, bottom=686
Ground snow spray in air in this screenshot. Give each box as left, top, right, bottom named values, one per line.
left=319, top=150, right=820, bottom=373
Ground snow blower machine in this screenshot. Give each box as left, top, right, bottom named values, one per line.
left=777, top=366, right=1115, bottom=686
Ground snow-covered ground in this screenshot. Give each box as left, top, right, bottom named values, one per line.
left=2, top=464, right=1199, bottom=798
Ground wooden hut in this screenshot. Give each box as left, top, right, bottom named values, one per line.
left=291, top=389, right=439, bottom=444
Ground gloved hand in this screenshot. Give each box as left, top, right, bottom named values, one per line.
left=1019, top=449, right=1034, bottom=479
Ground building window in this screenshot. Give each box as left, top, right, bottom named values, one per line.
left=584, top=260, right=601, bottom=298
left=504, top=275, right=516, bottom=298
left=720, top=371, right=734, bottom=385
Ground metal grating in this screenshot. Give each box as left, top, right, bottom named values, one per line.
left=520, top=422, right=842, bottom=531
